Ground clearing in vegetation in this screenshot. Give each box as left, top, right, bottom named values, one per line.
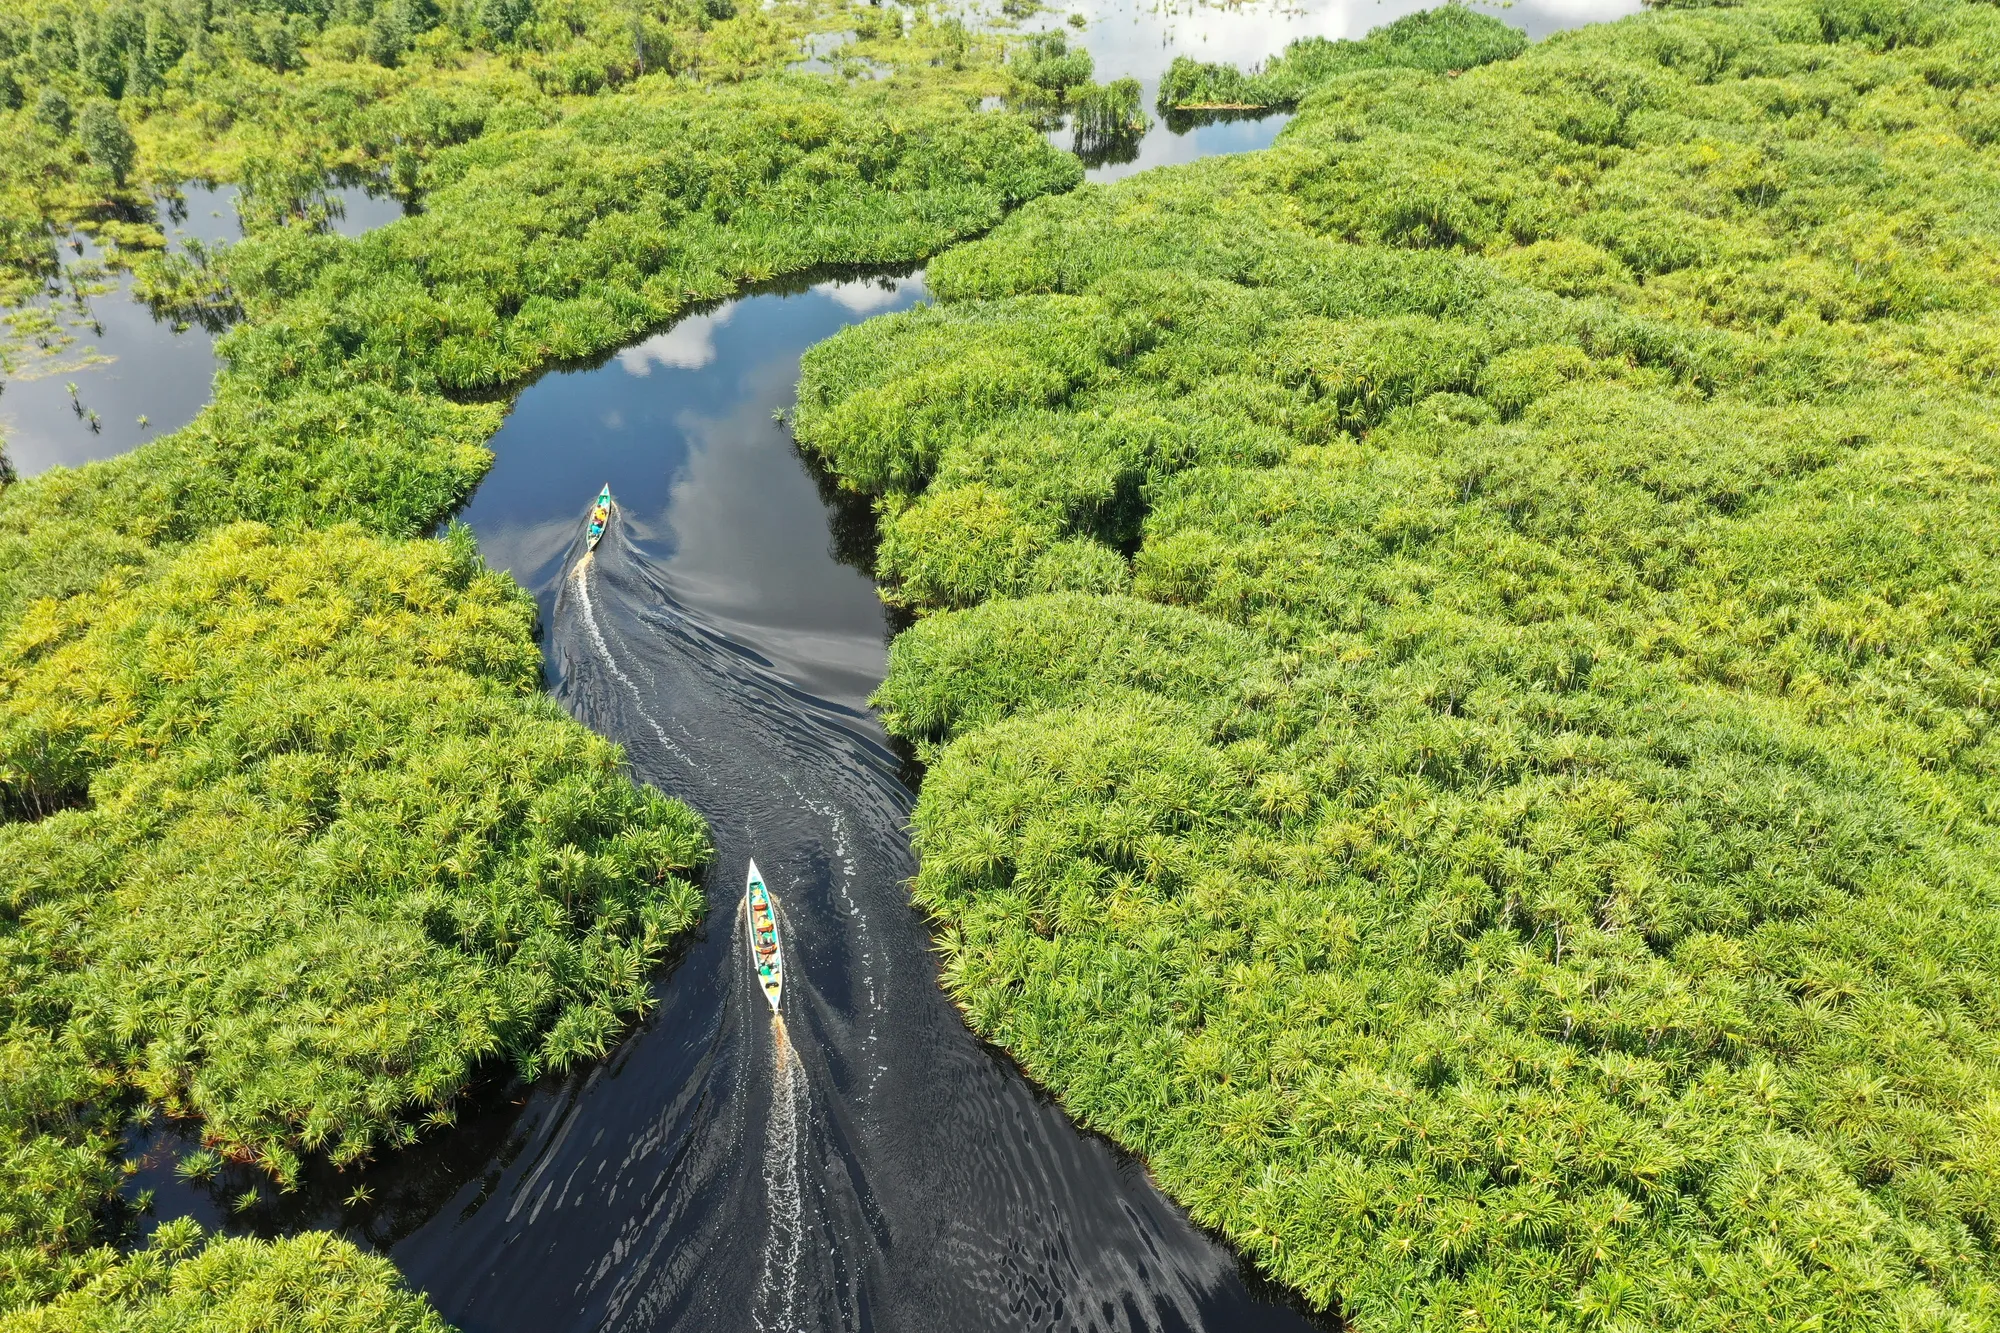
left=795, top=0, right=2000, bottom=1327
left=0, top=2, right=1077, bottom=1325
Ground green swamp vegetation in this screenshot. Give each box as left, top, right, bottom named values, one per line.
left=0, top=0, right=1009, bottom=355
left=1156, top=5, right=1527, bottom=120
left=0, top=9, right=1079, bottom=1326
left=794, top=0, right=2000, bottom=1326
left=1003, top=29, right=1146, bottom=155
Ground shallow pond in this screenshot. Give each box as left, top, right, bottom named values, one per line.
left=0, top=179, right=406, bottom=477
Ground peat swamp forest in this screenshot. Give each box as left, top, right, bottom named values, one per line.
left=1, top=0, right=2000, bottom=1327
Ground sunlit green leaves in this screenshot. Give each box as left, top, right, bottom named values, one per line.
left=0, top=524, right=709, bottom=1183
left=797, top=0, right=2000, bottom=1327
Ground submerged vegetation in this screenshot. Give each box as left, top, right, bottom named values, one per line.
left=796, top=0, right=2000, bottom=1326
left=0, top=5, right=1077, bottom=1324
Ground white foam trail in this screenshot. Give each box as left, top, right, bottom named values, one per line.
left=755, top=1019, right=808, bottom=1333
left=572, top=560, right=700, bottom=773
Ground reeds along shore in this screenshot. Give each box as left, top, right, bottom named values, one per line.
left=0, top=15, right=1078, bottom=1327
left=793, top=0, right=2000, bottom=1327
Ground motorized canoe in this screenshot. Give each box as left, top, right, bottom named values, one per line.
left=746, top=860, right=783, bottom=1013
left=586, top=484, right=612, bottom=550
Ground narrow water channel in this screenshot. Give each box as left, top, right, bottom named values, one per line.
left=392, top=272, right=1331, bottom=1331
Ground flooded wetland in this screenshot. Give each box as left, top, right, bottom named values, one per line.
left=6, top=0, right=1969, bottom=1329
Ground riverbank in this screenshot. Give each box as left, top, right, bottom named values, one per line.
left=795, top=0, right=2000, bottom=1326
left=0, top=28, right=1077, bottom=1330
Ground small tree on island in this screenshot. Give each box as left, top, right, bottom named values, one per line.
left=80, top=101, right=136, bottom=187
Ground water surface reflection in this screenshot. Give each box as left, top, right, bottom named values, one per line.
left=1021, top=0, right=1645, bottom=182
left=395, top=273, right=1336, bottom=1332
left=0, top=178, right=405, bottom=477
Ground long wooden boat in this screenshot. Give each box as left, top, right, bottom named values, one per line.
left=746, top=860, right=783, bottom=1013
left=586, top=484, right=611, bottom=550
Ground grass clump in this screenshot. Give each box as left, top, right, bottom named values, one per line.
left=1157, top=5, right=1527, bottom=117
left=796, top=0, right=2000, bottom=1327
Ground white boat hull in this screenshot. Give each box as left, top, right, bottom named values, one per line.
left=746, top=860, right=783, bottom=1013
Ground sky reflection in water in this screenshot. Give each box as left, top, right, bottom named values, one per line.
left=0, top=181, right=405, bottom=477
left=456, top=273, right=923, bottom=710
left=1028, top=0, right=1645, bottom=181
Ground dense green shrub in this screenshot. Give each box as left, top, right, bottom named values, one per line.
left=2, top=523, right=711, bottom=1180
left=0, top=0, right=1013, bottom=315
left=796, top=1, right=2000, bottom=1327
left=1070, top=76, right=1147, bottom=147
left=0, top=523, right=710, bottom=1312
left=1157, top=5, right=1527, bottom=114
left=1010, top=29, right=1091, bottom=98
left=76, top=100, right=133, bottom=185
left=2, top=1220, right=454, bottom=1331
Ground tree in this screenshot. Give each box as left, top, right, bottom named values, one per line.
left=33, top=87, right=72, bottom=135
left=479, top=0, right=534, bottom=45
left=367, top=5, right=409, bottom=66
left=79, top=99, right=136, bottom=186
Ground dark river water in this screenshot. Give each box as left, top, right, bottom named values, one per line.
left=409, top=273, right=1331, bottom=1331
left=100, top=2, right=1646, bottom=1327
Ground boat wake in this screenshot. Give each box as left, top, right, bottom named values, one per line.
left=391, top=394, right=1328, bottom=1333
left=756, top=1015, right=809, bottom=1333
left=569, top=555, right=701, bottom=777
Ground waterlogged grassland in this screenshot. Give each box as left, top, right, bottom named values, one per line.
left=796, top=1, right=2000, bottom=1327
left=0, top=33, right=1077, bottom=1331
left=1157, top=5, right=1528, bottom=117
left=1, top=1224, right=455, bottom=1331
left=0, top=75, right=1075, bottom=624
left=2, top=524, right=709, bottom=1179
left=0, top=0, right=1007, bottom=319
left=0, top=523, right=708, bottom=1313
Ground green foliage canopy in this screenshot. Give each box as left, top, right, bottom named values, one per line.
left=796, top=0, right=2000, bottom=1327
left=75, top=100, right=134, bottom=185
left=2, top=523, right=710, bottom=1181
left=1157, top=5, right=1528, bottom=114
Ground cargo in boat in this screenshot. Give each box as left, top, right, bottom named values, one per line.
left=746, top=860, right=782, bottom=1012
